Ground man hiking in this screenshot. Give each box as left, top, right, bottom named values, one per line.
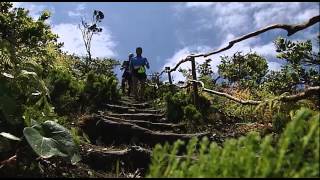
left=120, top=53, right=133, bottom=96
left=130, top=47, right=150, bottom=101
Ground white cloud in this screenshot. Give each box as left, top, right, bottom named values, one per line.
left=185, top=2, right=215, bottom=8
left=12, top=3, right=54, bottom=19
left=253, top=42, right=277, bottom=58
left=68, top=3, right=86, bottom=17
left=162, top=46, right=210, bottom=82
left=253, top=2, right=318, bottom=28
left=170, top=2, right=318, bottom=76
left=177, top=2, right=318, bottom=35
left=10, top=2, right=55, bottom=25
left=52, top=23, right=117, bottom=58
left=268, top=61, right=282, bottom=72
left=11, top=2, right=22, bottom=8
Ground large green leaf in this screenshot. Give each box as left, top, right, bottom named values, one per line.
left=23, top=120, right=81, bottom=164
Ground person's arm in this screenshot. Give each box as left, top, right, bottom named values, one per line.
left=145, top=58, right=150, bottom=69
left=129, top=58, right=134, bottom=71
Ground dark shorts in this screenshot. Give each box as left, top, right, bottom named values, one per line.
left=122, top=71, right=131, bottom=80
left=132, top=69, right=146, bottom=80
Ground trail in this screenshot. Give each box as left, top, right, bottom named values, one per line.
left=76, top=96, right=269, bottom=177
left=78, top=96, right=209, bottom=176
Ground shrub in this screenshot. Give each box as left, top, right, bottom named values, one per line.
left=82, top=71, right=120, bottom=109
left=165, top=91, right=191, bottom=122
left=47, top=67, right=84, bottom=115
left=147, top=107, right=320, bottom=178
left=165, top=91, right=212, bottom=123
left=183, top=104, right=202, bottom=122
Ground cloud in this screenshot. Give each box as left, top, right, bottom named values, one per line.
left=252, top=2, right=318, bottom=28
left=10, top=2, right=55, bottom=25
left=52, top=23, right=117, bottom=58
left=68, top=3, right=86, bottom=17
left=11, top=2, right=22, bottom=8
left=170, top=2, right=318, bottom=75
left=185, top=2, right=215, bottom=8
left=11, top=2, right=55, bottom=20
left=176, top=2, right=318, bottom=37
left=162, top=46, right=210, bottom=82
left=268, top=61, right=282, bottom=72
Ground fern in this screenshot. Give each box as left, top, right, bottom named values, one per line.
left=147, top=107, right=320, bottom=178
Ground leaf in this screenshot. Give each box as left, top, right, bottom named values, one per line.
left=0, top=132, right=21, bottom=141
left=23, top=120, right=81, bottom=164
left=24, top=127, right=66, bottom=158
left=21, top=70, right=37, bottom=76
left=31, top=91, right=42, bottom=96
left=98, top=11, right=104, bottom=19
left=71, top=153, right=81, bottom=165
left=1, top=72, right=14, bottom=79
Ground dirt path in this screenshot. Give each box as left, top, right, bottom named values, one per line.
left=76, top=96, right=270, bottom=177
left=78, top=96, right=212, bottom=176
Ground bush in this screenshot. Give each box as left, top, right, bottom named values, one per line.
left=165, top=91, right=212, bottom=123
left=48, top=67, right=84, bottom=115
left=82, top=71, right=120, bottom=109
left=165, top=91, right=191, bottom=122
left=147, top=107, right=319, bottom=178
left=183, top=104, right=202, bottom=122
left=272, top=112, right=289, bottom=133
left=197, top=94, right=212, bottom=118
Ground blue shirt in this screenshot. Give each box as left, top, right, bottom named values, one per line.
left=130, top=56, right=150, bottom=70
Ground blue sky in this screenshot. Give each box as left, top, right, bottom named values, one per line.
left=12, top=2, right=320, bottom=82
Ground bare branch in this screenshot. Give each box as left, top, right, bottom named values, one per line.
left=191, top=15, right=320, bottom=58
left=159, top=69, right=166, bottom=77
left=169, top=57, right=191, bottom=73
left=173, top=82, right=191, bottom=89
left=189, top=80, right=320, bottom=105
left=162, top=15, right=319, bottom=75
left=158, top=15, right=319, bottom=85
left=278, top=86, right=320, bottom=102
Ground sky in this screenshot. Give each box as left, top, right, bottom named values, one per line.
left=11, top=2, right=320, bottom=82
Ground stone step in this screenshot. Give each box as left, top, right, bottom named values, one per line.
left=101, top=115, right=186, bottom=133
left=106, top=112, right=165, bottom=122
left=103, top=104, right=163, bottom=114
left=80, top=115, right=211, bottom=147
left=119, top=101, right=151, bottom=109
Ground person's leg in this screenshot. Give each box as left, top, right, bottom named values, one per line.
left=121, top=76, right=126, bottom=94
left=127, top=76, right=132, bottom=96
left=132, top=75, right=138, bottom=100
left=140, top=78, right=146, bottom=101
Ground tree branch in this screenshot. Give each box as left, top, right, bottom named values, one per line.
left=159, top=15, right=319, bottom=83
left=169, top=57, right=191, bottom=73
left=186, top=15, right=320, bottom=58
left=278, top=86, right=320, bottom=102
left=189, top=80, right=320, bottom=105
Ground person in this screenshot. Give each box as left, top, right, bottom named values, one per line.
left=130, top=47, right=150, bottom=101
left=120, top=53, right=133, bottom=96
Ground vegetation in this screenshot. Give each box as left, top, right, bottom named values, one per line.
left=148, top=107, right=319, bottom=178
left=218, top=52, right=268, bottom=89
left=0, top=2, right=319, bottom=178
left=0, top=3, right=120, bottom=174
